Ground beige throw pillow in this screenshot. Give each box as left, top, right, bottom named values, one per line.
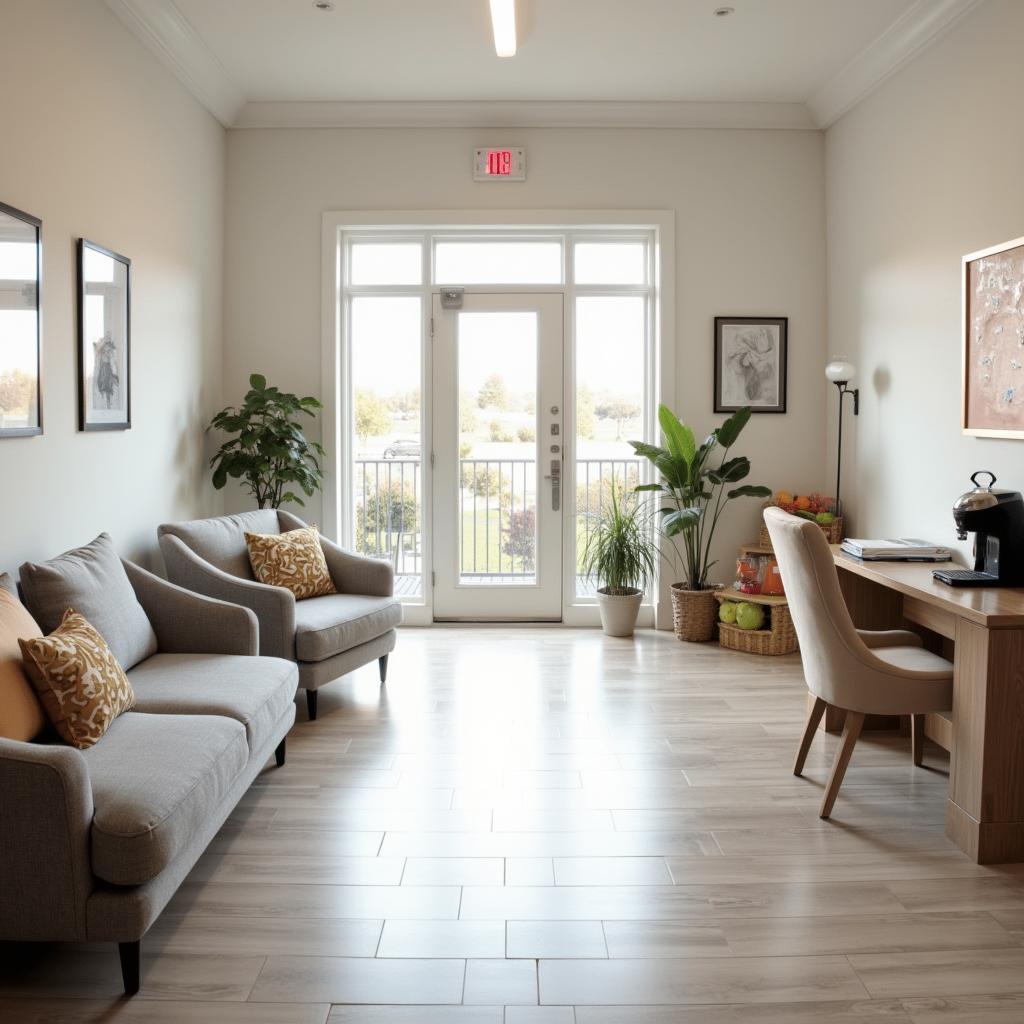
left=0, top=590, right=47, bottom=742
left=19, top=609, right=136, bottom=749
left=245, top=525, right=337, bottom=600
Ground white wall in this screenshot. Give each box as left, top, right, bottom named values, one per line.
left=826, top=0, right=1024, bottom=557
left=0, top=0, right=225, bottom=571
left=225, top=126, right=827, bottom=578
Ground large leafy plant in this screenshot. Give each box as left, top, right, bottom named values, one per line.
left=209, top=374, right=325, bottom=509
left=631, top=405, right=770, bottom=591
left=580, top=482, right=658, bottom=596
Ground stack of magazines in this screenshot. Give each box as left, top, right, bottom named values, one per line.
left=841, top=538, right=952, bottom=562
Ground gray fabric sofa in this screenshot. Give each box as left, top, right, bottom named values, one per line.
left=0, top=548, right=297, bottom=995
left=158, top=509, right=401, bottom=720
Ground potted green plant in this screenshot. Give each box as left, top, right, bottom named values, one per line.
left=208, top=374, right=325, bottom=509
left=631, top=404, right=770, bottom=642
left=580, top=482, right=658, bottom=637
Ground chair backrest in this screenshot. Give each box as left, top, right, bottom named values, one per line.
left=158, top=509, right=283, bottom=580
left=763, top=507, right=875, bottom=707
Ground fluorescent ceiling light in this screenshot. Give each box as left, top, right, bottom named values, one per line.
left=489, top=0, right=517, bottom=58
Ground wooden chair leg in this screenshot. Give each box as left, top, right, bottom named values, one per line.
left=274, top=737, right=286, bottom=767
left=911, top=714, right=925, bottom=767
left=306, top=689, right=318, bottom=722
left=119, top=940, right=140, bottom=995
left=379, top=654, right=389, bottom=684
left=794, top=696, right=828, bottom=776
left=820, top=711, right=865, bottom=819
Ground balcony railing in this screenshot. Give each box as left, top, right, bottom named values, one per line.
left=353, top=456, right=643, bottom=597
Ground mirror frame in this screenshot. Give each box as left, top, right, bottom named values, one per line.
left=0, top=200, right=43, bottom=438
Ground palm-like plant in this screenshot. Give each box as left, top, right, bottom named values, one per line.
left=631, top=405, right=770, bottom=591
left=580, top=482, right=658, bottom=596
left=208, top=374, right=325, bottom=509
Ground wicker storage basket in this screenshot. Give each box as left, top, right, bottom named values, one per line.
left=714, top=594, right=798, bottom=656
left=759, top=508, right=844, bottom=549
left=670, top=584, right=721, bottom=643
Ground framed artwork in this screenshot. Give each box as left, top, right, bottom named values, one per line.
left=77, top=238, right=131, bottom=431
left=963, top=236, right=1024, bottom=439
left=714, top=316, right=787, bottom=414
left=0, top=201, right=42, bottom=437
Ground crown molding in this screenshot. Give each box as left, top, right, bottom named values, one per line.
left=233, top=100, right=817, bottom=131
left=104, top=0, right=244, bottom=126
left=807, top=0, right=984, bottom=128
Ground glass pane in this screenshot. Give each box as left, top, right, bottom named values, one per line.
left=457, top=311, right=538, bottom=585
left=575, top=296, right=646, bottom=598
left=573, top=242, right=645, bottom=285
left=435, top=242, right=562, bottom=285
left=350, top=243, right=422, bottom=285
left=351, top=296, right=423, bottom=597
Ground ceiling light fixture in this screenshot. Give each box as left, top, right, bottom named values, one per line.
left=489, top=0, right=517, bottom=58
left=313, top=1, right=334, bottom=10
left=714, top=6, right=735, bottom=15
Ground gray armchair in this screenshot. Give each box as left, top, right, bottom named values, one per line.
left=158, top=509, right=402, bottom=720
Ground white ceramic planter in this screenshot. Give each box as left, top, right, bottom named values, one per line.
left=596, top=587, right=643, bottom=637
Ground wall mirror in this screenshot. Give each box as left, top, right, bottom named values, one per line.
left=0, top=201, right=42, bottom=437
left=78, top=238, right=131, bottom=431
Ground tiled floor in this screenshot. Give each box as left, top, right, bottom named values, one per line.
left=3, top=626, right=1024, bottom=1022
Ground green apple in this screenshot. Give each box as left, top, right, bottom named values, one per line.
left=816, top=512, right=835, bottom=525
left=719, top=601, right=738, bottom=624
left=735, top=602, right=766, bottom=631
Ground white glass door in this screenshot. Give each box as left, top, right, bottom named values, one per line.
left=432, top=293, right=564, bottom=620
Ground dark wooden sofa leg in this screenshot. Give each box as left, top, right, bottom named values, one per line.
left=379, top=654, right=389, bottom=684
left=275, top=737, right=287, bottom=767
left=306, top=688, right=318, bottom=721
left=119, top=940, right=140, bottom=995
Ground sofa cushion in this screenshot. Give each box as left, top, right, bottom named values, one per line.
left=127, top=653, right=297, bottom=750
left=19, top=534, right=157, bottom=671
left=294, top=593, right=402, bottom=663
left=82, top=712, right=248, bottom=886
left=20, top=609, right=137, bottom=750
left=158, top=510, right=281, bottom=581
left=0, top=585, right=46, bottom=741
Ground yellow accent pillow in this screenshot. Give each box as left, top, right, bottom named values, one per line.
left=19, top=609, right=136, bottom=749
left=244, top=525, right=337, bottom=600
left=0, top=590, right=47, bottom=742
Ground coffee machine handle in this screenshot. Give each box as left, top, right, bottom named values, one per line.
left=971, top=470, right=997, bottom=489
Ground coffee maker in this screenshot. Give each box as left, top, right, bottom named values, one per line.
left=933, top=471, right=1024, bottom=587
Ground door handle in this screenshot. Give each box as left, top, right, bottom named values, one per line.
left=543, top=459, right=561, bottom=511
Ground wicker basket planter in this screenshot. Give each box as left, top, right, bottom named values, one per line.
left=759, top=510, right=844, bottom=549
left=714, top=592, right=798, bottom=656
left=670, top=583, right=722, bottom=643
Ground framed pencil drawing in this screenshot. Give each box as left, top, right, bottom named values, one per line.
left=963, top=236, right=1024, bottom=439
left=77, top=238, right=131, bottom=431
left=714, top=316, right=787, bottom=414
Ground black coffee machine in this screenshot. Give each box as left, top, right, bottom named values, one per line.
left=933, top=471, right=1024, bottom=587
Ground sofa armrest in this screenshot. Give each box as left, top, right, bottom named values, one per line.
left=858, top=629, right=923, bottom=650
left=320, top=535, right=395, bottom=598
left=0, top=738, right=94, bottom=942
left=158, top=534, right=296, bottom=659
left=123, top=560, right=259, bottom=656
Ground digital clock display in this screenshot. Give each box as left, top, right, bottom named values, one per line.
left=473, top=147, right=526, bottom=182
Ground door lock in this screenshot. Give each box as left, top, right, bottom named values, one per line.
left=543, top=458, right=561, bottom=511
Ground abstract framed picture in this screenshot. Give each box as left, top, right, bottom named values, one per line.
left=714, top=316, right=787, bottom=414
left=0, top=201, right=43, bottom=438
left=963, top=236, right=1024, bottom=439
left=77, top=238, right=131, bottom=431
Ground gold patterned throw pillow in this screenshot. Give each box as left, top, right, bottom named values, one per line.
left=245, top=525, right=337, bottom=600
left=19, top=609, right=136, bottom=749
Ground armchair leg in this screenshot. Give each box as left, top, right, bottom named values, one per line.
left=119, top=940, right=140, bottom=996
left=306, top=688, right=318, bottom=722
left=794, top=696, right=827, bottom=776
left=379, top=654, right=389, bottom=684
left=820, top=711, right=865, bottom=819
left=275, top=737, right=287, bottom=767
left=911, top=714, right=925, bottom=767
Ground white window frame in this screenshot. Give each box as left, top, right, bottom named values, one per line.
left=322, top=210, right=675, bottom=628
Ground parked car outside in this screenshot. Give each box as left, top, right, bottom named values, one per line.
left=383, top=439, right=421, bottom=459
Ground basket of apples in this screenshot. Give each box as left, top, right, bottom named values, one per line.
left=759, top=491, right=843, bottom=548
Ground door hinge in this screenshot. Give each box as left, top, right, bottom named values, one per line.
left=429, top=317, right=434, bottom=338
left=431, top=571, right=436, bottom=587
left=430, top=450, right=435, bottom=468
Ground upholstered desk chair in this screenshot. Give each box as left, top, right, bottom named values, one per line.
left=763, top=507, right=953, bottom=818
left=159, top=510, right=401, bottom=721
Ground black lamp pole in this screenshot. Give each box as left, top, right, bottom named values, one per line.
left=833, top=380, right=859, bottom=517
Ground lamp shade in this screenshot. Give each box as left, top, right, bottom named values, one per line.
left=825, top=358, right=856, bottom=384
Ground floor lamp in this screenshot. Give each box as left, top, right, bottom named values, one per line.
left=825, top=359, right=859, bottom=517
